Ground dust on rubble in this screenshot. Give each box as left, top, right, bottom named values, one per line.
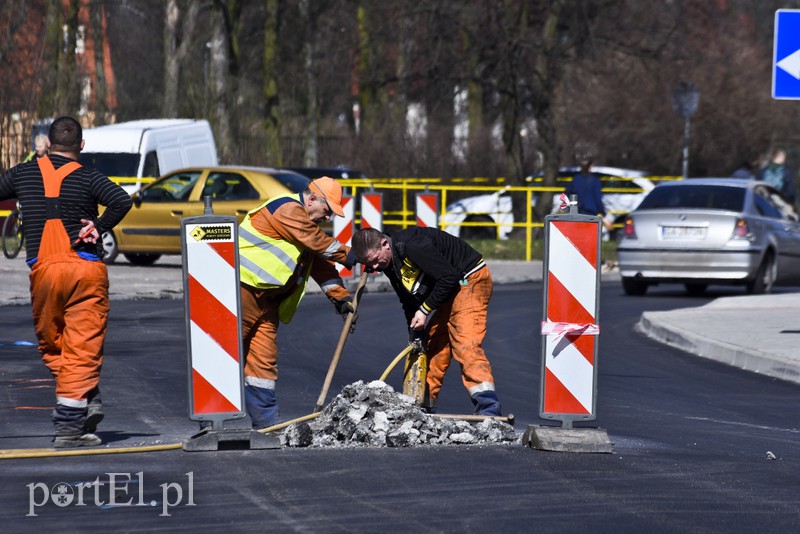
left=282, top=380, right=518, bottom=448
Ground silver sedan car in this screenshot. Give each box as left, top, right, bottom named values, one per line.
left=617, top=179, right=800, bottom=295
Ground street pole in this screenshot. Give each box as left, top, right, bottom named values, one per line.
left=672, top=81, right=699, bottom=180
left=683, top=116, right=690, bottom=180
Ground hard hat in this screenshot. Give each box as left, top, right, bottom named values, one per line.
left=309, top=176, right=345, bottom=217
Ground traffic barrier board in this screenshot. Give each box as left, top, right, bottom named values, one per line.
left=333, top=194, right=355, bottom=278
left=540, top=213, right=601, bottom=427
left=181, top=214, right=246, bottom=424
left=415, top=192, right=438, bottom=228
left=360, top=192, right=383, bottom=230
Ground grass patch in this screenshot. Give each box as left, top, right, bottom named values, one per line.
left=465, top=238, right=618, bottom=262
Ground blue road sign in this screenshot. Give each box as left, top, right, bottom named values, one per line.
left=773, top=9, right=800, bottom=100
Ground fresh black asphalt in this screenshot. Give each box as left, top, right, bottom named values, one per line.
left=1, top=283, right=799, bottom=531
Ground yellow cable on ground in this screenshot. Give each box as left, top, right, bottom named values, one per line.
left=380, top=345, right=413, bottom=382
left=0, top=345, right=415, bottom=460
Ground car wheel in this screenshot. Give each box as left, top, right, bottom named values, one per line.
left=461, top=215, right=496, bottom=240
left=622, top=277, right=648, bottom=296
left=684, top=283, right=707, bottom=296
left=102, top=231, right=118, bottom=264
left=123, top=253, right=162, bottom=266
left=746, top=252, right=776, bottom=295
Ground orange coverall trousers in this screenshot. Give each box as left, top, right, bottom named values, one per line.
left=425, top=266, right=498, bottom=406
left=30, top=159, right=109, bottom=408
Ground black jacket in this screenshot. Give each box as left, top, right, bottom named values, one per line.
left=384, top=227, right=484, bottom=322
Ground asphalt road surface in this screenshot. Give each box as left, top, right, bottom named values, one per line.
left=1, top=282, right=799, bottom=531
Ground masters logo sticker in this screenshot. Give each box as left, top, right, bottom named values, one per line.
left=190, top=224, right=233, bottom=242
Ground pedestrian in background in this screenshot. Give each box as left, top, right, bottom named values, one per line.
left=565, top=158, right=614, bottom=231
left=237, top=176, right=356, bottom=428
left=22, top=133, right=49, bottom=163
left=0, top=116, right=132, bottom=448
left=352, top=227, right=503, bottom=416
left=757, top=148, right=796, bottom=206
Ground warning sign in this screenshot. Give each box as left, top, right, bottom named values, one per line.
left=188, top=224, right=234, bottom=243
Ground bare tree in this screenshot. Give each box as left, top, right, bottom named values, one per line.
left=163, top=0, right=200, bottom=118
left=262, top=0, right=282, bottom=165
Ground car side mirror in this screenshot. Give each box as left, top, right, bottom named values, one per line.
left=132, top=191, right=142, bottom=208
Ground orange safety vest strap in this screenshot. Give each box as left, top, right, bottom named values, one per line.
left=37, top=156, right=81, bottom=198
left=35, top=156, right=83, bottom=260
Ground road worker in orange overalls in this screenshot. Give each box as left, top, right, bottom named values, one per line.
left=238, top=177, right=356, bottom=428
left=0, top=116, right=132, bottom=448
left=352, top=227, right=502, bottom=416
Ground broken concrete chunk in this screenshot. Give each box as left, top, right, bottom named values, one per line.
left=283, top=381, right=518, bottom=448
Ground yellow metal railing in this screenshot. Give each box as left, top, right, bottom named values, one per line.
left=338, top=180, right=647, bottom=261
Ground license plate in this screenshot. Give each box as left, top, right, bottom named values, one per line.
left=661, top=226, right=706, bottom=239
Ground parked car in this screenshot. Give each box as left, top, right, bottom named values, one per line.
left=102, top=166, right=310, bottom=264
left=442, top=166, right=652, bottom=240
left=617, top=178, right=800, bottom=296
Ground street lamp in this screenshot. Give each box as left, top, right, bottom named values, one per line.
left=671, top=81, right=699, bottom=180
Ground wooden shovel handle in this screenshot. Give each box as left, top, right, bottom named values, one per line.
left=313, top=271, right=369, bottom=413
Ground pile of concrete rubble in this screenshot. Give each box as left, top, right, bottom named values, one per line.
left=282, top=380, right=517, bottom=448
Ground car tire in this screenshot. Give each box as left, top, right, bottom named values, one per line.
left=684, top=283, right=707, bottom=296
left=102, top=231, right=118, bottom=264
left=622, top=277, right=648, bottom=296
left=123, top=253, right=162, bottom=266
left=746, top=252, right=776, bottom=295
left=461, top=215, right=496, bottom=240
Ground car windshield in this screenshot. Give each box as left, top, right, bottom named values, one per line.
left=79, top=152, right=140, bottom=177
left=637, top=185, right=745, bottom=211
left=271, top=171, right=311, bottom=193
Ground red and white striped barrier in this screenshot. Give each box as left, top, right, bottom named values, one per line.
left=360, top=191, right=383, bottom=231
left=415, top=192, right=438, bottom=228
left=333, top=194, right=355, bottom=278
left=540, top=214, right=601, bottom=426
left=181, top=215, right=246, bottom=423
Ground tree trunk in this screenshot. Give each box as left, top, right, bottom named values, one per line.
left=210, top=8, right=232, bottom=160
left=55, top=0, right=80, bottom=116
left=299, top=0, right=319, bottom=167
left=262, top=0, right=282, bottom=165
left=529, top=0, right=565, bottom=223
left=90, top=0, right=107, bottom=122
left=163, top=0, right=200, bottom=118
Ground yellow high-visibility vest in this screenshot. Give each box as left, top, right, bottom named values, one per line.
left=238, top=193, right=312, bottom=323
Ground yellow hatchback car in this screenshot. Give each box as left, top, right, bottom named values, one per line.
left=103, top=166, right=311, bottom=264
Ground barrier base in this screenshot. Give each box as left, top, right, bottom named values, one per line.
left=182, top=428, right=280, bottom=452
left=522, top=425, right=612, bottom=454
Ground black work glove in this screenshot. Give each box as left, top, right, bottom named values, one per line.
left=334, top=298, right=358, bottom=333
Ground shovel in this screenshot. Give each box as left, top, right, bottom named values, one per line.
left=313, top=270, right=369, bottom=413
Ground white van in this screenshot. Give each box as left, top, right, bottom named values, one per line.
left=79, top=119, right=218, bottom=193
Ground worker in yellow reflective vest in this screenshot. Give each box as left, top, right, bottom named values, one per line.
left=238, top=177, right=355, bottom=428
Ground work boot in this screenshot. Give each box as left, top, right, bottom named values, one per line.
left=245, top=384, right=280, bottom=429
left=53, top=433, right=102, bottom=448
left=471, top=390, right=502, bottom=416
left=84, top=387, right=104, bottom=434
left=52, top=403, right=102, bottom=448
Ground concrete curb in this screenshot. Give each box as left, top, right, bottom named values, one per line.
left=637, top=309, right=800, bottom=386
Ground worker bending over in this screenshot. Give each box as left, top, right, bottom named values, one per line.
left=238, top=177, right=355, bottom=428
left=351, top=227, right=502, bottom=416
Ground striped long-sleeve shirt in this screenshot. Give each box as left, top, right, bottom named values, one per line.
left=0, top=154, right=132, bottom=264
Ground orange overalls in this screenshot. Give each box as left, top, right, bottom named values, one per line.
left=30, top=157, right=109, bottom=429
left=424, top=265, right=500, bottom=415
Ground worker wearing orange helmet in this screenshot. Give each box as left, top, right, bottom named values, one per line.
left=238, top=176, right=356, bottom=428
left=0, top=116, right=132, bottom=448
